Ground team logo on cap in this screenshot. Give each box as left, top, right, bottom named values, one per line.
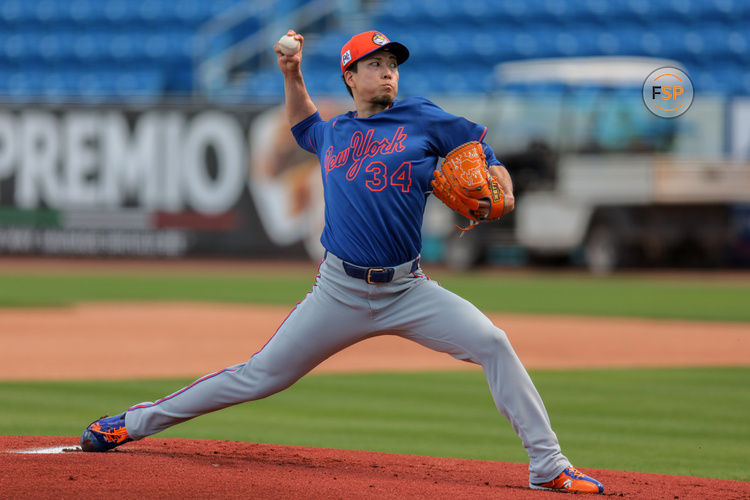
left=342, top=49, right=352, bottom=67
left=372, top=32, right=388, bottom=45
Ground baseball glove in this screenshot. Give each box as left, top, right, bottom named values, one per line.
left=430, top=141, right=505, bottom=230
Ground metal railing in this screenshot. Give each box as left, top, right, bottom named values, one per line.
left=192, top=0, right=346, bottom=98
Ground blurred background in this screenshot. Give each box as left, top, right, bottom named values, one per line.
left=1, top=0, right=750, bottom=273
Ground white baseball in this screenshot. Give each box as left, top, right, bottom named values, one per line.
left=278, top=34, right=300, bottom=55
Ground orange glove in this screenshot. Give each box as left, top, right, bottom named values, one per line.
left=430, top=142, right=505, bottom=229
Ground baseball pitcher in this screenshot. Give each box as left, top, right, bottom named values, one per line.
left=81, top=30, right=604, bottom=494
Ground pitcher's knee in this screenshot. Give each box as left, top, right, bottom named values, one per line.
left=476, top=327, right=513, bottom=359
left=234, top=356, right=301, bottom=401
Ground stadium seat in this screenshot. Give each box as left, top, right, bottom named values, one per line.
left=727, top=27, right=750, bottom=63
left=99, top=0, right=136, bottom=25
left=137, top=0, right=169, bottom=24
left=421, top=0, right=453, bottom=26
left=106, top=32, right=144, bottom=62
left=243, top=69, right=284, bottom=100
left=68, top=0, right=100, bottom=25
left=1, top=33, right=36, bottom=63
left=578, top=0, right=617, bottom=25
left=495, top=0, right=535, bottom=25
left=607, top=25, right=646, bottom=57
left=76, top=72, right=108, bottom=102
left=37, top=33, right=67, bottom=62
left=33, top=0, right=67, bottom=24
left=7, top=70, right=44, bottom=100
left=0, top=0, right=38, bottom=25
left=173, top=0, right=216, bottom=27
left=114, top=70, right=163, bottom=101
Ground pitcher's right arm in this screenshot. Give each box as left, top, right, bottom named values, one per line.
left=274, top=30, right=317, bottom=127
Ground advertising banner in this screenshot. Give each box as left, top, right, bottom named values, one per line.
left=0, top=102, right=346, bottom=259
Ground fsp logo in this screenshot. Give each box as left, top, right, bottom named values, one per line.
left=642, top=67, right=693, bottom=118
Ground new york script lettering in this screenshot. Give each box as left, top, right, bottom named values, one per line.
left=323, top=126, right=407, bottom=180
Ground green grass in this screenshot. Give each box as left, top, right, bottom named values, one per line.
left=3, top=270, right=750, bottom=321
left=1, top=367, right=748, bottom=481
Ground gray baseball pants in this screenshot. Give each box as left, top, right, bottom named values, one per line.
left=124, top=252, right=571, bottom=483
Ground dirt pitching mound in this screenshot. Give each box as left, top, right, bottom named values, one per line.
left=2, top=436, right=748, bottom=499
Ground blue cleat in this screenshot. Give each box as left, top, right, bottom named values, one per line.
left=80, top=413, right=133, bottom=452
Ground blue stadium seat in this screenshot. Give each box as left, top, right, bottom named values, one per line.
left=40, top=71, right=73, bottom=101
left=535, top=0, right=577, bottom=24
left=107, top=32, right=146, bottom=62
left=2, top=32, right=39, bottom=63
left=140, top=31, right=194, bottom=63
left=431, top=32, right=462, bottom=63
left=594, top=32, right=621, bottom=56
left=37, top=33, right=65, bottom=62
left=637, top=23, right=685, bottom=60
left=689, top=67, right=723, bottom=95
left=7, top=70, right=44, bottom=100
left=664, top=0, right=702, bottom=23
left=102, top=0, right=141, bottom=26
left=300, top=68, right=341, bottom=97
left=167, top=30, right=195, bottom=62
left=619, top=0, right=656, bottom=24
left=564, top=0, right=604, bottom=24
left=569, top=26, right=603, bottom=57
left=453, top=0, right=497, bottom=26
left=113, top=70, right=163, bottom=101
left=495, top=0, right=535, bottom=25
left=172, top=0, right=215, bottom=26
left=243, top=69, right=284, bottom=100
left=692, top=23, right=733, bottom=62
left=71, top=33, right=103, bottom=62
left=0, top=0, right=38, bottom=25
left=301, top=32, right=344, bottom=61
left=576, top=0, right=617, bottom=25
left=443, top=70, right=475, bottom=95
left=137, top=0, right=176, bottom=26
left=397, top=70, right=432, bottom=98
left=68, top=0, right=102, bottom=25
left=726, top=25, right=750, bottom=63
left=33, top=0, right=68, bottom=24
left=606, top=25, right=646, bottom=56
left=76, top=71, right=109, bottom=102
left=209, top=0, right=243, bottom=17
left=422, top=0, right=455, bottom=27
left=464, top=65, right=496, bottom=93
left=470, top=31, right=515, bottom=62
left=372, top=0, right=416, bottom=30
left=552, top=31, right=583, bottom=58
left=510, top=28, right=558, bottom=59
left=680, top=29, right=711, bottom=65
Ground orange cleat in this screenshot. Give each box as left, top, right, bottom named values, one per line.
left=530, top=466, right=604, bottom=494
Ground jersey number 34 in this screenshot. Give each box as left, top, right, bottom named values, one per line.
left=364, top=161, right=412, bottom=193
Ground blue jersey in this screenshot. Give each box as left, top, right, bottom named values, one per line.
left=291, top=96, right=500, bottom=267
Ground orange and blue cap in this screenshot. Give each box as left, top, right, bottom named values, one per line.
left=340, top=30, right=409, bottom=74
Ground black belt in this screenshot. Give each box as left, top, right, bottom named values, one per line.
left=341, top=258, right=419, bottom=284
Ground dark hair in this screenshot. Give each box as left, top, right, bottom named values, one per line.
left=341, top=60, right=358, bottom=97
